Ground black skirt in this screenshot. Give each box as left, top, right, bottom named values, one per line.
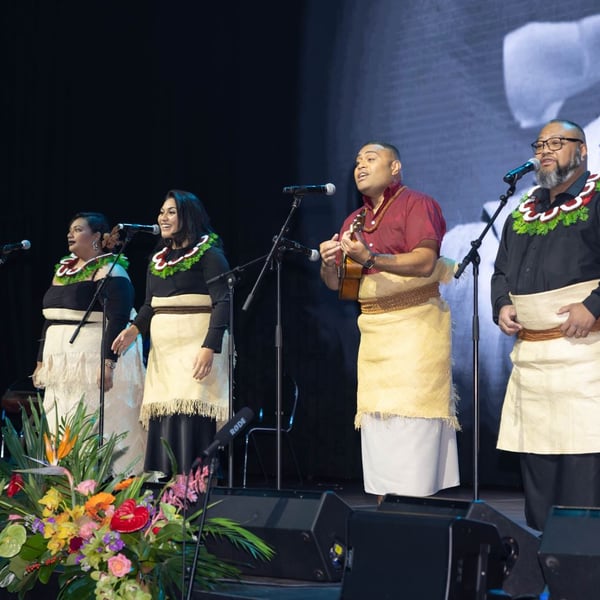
left=144, top=413, right=216, bottom=476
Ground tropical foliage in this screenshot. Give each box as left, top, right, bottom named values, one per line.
left=0, top=401, right=272, bottom=599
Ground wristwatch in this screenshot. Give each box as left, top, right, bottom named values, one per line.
left=363, top=253, right=376, bottom=269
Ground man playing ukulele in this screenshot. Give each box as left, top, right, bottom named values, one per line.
left=319, top=141, right=459, bottom=502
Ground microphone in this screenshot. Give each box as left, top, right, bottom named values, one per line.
left=194, top=407, right=254, bottom=464
left=282, top=183, right=336, bottom=196
left=502, top=157, right=540, bottom=184
left=117, top=223, right=160, bottom=235
left=278, top=237, right=320, bottom=262
left=1, top=240, right=31, bottom=255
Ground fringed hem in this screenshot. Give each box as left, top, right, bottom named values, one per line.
left=140, top=398, right=228, bottom=428
left=37, top=353, right=101, bottom=389
left=354, top=383, right=462, bottom=431
left=355, top=412, right=460, bottom=431
left=450, top=383, right=460, bottom=425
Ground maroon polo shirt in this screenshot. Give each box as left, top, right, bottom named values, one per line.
left=338, top=181, right=446, bottom=268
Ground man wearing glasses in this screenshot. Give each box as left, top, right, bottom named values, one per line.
left=491, top=119, right=600, bottom=531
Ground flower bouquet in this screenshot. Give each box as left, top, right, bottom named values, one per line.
left=0, top=400, right=273, bottom=599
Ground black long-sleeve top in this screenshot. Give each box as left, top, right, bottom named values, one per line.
left=38, top=276, right=134, bottom=362
left=491, top=171, right=600, bottom=323
left=132, top=244, right=230, bottom=352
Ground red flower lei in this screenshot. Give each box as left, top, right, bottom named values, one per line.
left=513, top=173, right=600, bottom=235
left=54, top=253, right=129, bottom=283
left=150, top=233, right=218, bottom=278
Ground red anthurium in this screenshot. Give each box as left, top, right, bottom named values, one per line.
left=6, top=474, right=24, bottom=498
left=110, top=499, right=150, bottom=533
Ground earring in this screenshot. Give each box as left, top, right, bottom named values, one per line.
left=92, top=240, right=99, bottom=252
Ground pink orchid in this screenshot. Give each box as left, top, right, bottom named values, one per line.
left=75, top=480, right=97, bottom=496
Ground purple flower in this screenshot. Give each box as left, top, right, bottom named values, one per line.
left=108, top=537, right=125, bottom=552
left=100, top=530, right=125, bottom=552
left=32, top=518, right=45, bottom=534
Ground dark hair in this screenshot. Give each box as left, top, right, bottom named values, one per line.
left=547, top=119, right=587, bottom=143
left=69, top=212, right=112, bottom=250
left=162, top=190, right=220, bottom=248
left=362, top=141, right=401, bottom=161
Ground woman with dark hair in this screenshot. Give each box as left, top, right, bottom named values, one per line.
left=32, top=212, right=146, bottom=475
left=112, top=191, right=230, bottom=477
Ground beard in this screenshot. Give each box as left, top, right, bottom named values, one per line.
left=537, top=147, right=582, bottom=189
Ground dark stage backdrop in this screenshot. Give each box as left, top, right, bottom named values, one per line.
left=2, top=1, right=599, bottom=487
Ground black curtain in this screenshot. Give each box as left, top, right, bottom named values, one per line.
left=0, top=0, right=362, bottom=484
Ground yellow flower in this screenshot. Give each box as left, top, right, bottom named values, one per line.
left=43, top=519, right=58, bottom=539
left=46, top=536, right=66, bottom=555
left=69, top=505, right=86, bottom=521
left=42, top=509, right=82, bottom=555
left=38, top=488, right=63, bottom=517
left=55, top=513, right=78, bottom=539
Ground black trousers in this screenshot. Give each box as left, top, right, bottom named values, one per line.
left=520, top=452, right=600, bottom=531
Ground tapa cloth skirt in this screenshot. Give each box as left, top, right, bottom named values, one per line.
left=140, top=294, right=229, bottom=427
left=356, top=260, right=460, bottom=496
left=38, top=308, right=146, bottom=475
left=497, top=280, right=600, bottom=454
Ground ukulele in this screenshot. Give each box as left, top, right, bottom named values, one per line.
left=338, top=210, right=366, bottom=301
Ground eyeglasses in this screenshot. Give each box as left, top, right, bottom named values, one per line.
left=531, top=136, right=584, bottom=153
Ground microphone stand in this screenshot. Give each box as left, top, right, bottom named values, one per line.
left=184, top=455, right=217, bottom=600
left=242, top=194, right=302, bottom=490
left=454, top=180, right=517, bottom=502
left=182, top=408, right=253, bottom=600
left=68, top=230, right=135, bottom=447
left=206, top=255, right=268, bottom=487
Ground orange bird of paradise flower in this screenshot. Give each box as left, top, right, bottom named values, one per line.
left=43, top=426, right=77, bottom=466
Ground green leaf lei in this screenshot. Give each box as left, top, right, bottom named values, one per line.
left=54, top=253, right=129, bottom=284
left=150, top=232, right=219, bottom=279
left=512, top=175, right=600, bottom=236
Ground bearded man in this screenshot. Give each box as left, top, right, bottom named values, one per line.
left=491, top=119, right=600, bottom=531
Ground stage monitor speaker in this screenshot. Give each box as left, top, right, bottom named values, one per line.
left=375, top=495, right=545, bottom=599
left=539, top=506, right=600, bottom=600
left=204, top=487, right=352, bottom=582
left=341, top=507, right=505, bottom=600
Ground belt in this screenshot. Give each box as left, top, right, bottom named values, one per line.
left=360, top=282, right=440, bottom=314
left=518, top=319, right=600, bottom=341
left=48, top=319, right=96, bottom=326
left=153, top=306, right=212, bottom=315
